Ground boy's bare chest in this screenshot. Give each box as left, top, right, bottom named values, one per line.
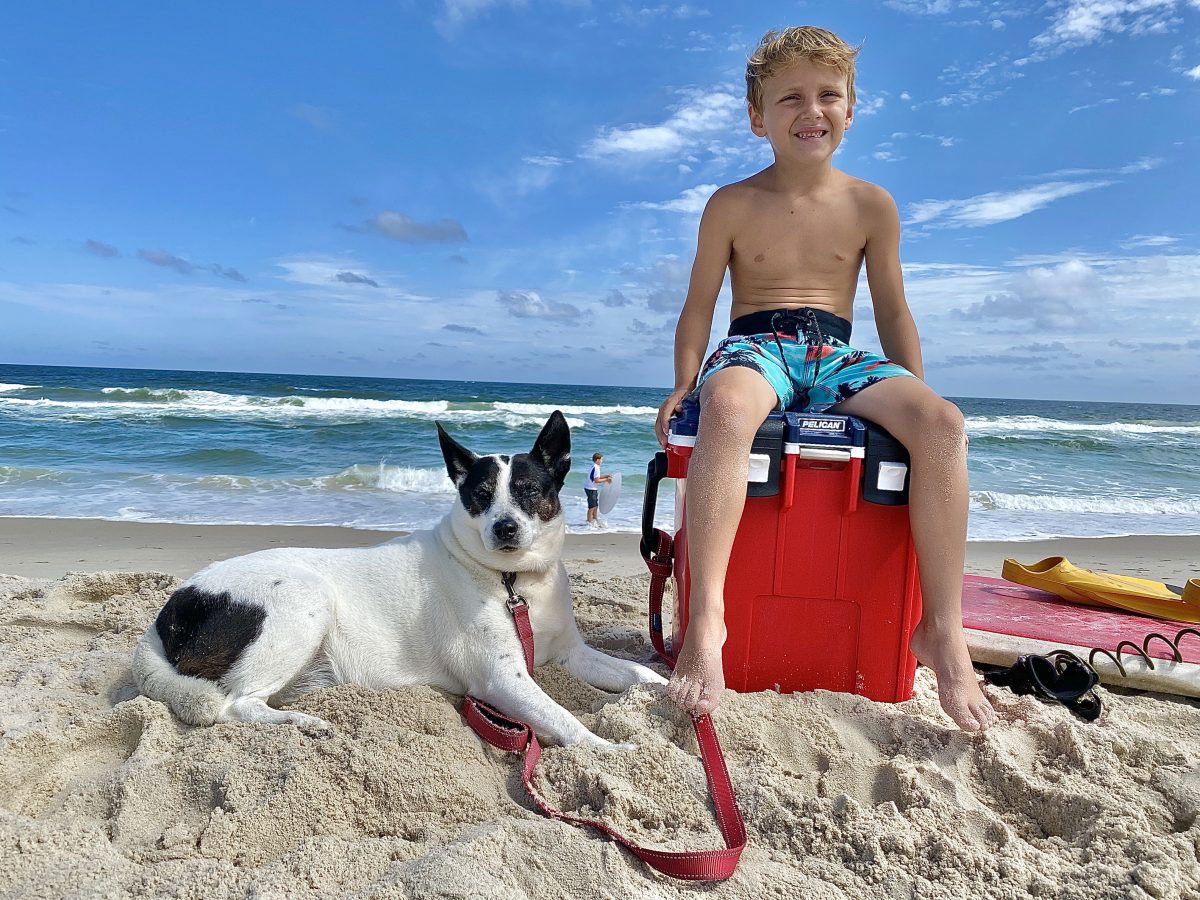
left=730, top=198, right=865, bottom=280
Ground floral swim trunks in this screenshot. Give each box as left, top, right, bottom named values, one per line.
left=693, top=307, right=915, bottom=413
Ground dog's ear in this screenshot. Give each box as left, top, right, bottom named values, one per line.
left=437, top=422, right=477, bottom=486
left=530, top=410, right=571, bottom=489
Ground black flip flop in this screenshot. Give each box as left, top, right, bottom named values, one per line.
left=984, top=650, right=1102, bottom=721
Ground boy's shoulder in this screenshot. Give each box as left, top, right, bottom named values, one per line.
left=841, top=173, right=897, bottom=209
left=710, top=168, right=781, bottom=199
left=704, top=175, right=760, bottom=209
left=820, top=170, right=896, bottom=211
left=699, top=173, right=774, bottom=230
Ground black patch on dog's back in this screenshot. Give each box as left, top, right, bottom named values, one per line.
left=459, top=456, right=501, bottom=517
left=155, top=585, right=266, bottom=681
left=508, top=454, right=562, bottom=522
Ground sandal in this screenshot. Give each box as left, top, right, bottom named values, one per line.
left=983, top=650, right=1102, bottom=721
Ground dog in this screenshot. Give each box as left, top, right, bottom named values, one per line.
left=131, top=410, right=666, bottom=747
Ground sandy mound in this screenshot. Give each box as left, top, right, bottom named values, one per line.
left=1, top=569, right=1198, bottom=899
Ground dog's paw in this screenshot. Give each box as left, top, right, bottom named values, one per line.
left=586, top=736, right=636, bottom=752
left=288, top=712, right=334, bottom=737
left=571, top=732, right=635, bottom=751
left=603, top=741, right=637, bottom=752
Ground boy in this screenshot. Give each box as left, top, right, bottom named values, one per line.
left=584, top=452, right=612, bottom=527
left=654, top=27, right=996, bottom=732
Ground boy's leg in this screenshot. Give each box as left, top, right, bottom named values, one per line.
left=667, top=365, right=778, bottom=716
left=832, top=377, right=997, bottom=732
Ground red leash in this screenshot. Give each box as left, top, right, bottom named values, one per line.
left=462, top=568, right=746, bottom=882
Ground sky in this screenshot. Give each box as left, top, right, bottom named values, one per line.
left=2, top=1, right=1198, bottom=403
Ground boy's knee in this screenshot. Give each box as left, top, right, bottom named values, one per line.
left=699, top=383, right=765, bottom=434
left=906, top=398, right=965, bottom=446
left=928, top=398, right=965, bottom=434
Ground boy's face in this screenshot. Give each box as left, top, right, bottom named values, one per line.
left=749, top=59, right=853, bottom=165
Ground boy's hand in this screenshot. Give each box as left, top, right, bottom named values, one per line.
left=655, top=388, right=689, bottom=447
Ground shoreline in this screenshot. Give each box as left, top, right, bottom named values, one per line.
left=1, top=515, right=1197, bottom=582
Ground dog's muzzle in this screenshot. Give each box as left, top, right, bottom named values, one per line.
left=492, top=517, right=519, bottom=550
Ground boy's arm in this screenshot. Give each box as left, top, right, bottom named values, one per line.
left=655, top=189, right=734, bottom=444
left=863, top=187, right=924, bottom=380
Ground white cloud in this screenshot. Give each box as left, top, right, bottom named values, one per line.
left=497, top=289, right=582, bottom=320
left=1026, top=0, right=1196, bottom=58
left=955, top=259, right=1104, bottom=328
left=358, top=210, right=468, bottom=243
left=885, top=0, right=954, bottom=13
left=584, top=88, right=742, bottom=158
left=896, top=252, right=1200, bottom=400
left=926, top=57, right=1024, bottom=108
left=612, top=3, right=710, bottom=23
left=1069, top=96, right=1118, bottom=113
left=1032, top=156, right=1161, bottom=178
left=856, top=96, right=886, bottom=116
left=1120, top=233, right=1180, bottom=248
left=435, top=0, right=526, bottom=35
left=906, top=181, right=1112, bottom=228
left=625, top=184, right=718, bottom=214
left=523, top=155, right=567, bottom=167
left=1186, top=64, right=1200, bottom=79
left=273, top=258, right=416, bottom=299
left=1118, top=156, right=1163, bottom=173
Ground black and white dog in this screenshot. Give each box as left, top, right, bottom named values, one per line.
left=132, top=411, right=665, bottom=747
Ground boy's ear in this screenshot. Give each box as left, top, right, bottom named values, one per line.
left=437, top=422, right=478, bottom=486
left=747, top=102, right=767, bottom=138
left=531, top=411, right=571, bottom=489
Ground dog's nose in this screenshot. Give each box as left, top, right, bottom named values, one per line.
left=492, top=518, right=518, bottom=542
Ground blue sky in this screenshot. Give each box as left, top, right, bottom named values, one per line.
left=2, top=1, right=1198, bottom=402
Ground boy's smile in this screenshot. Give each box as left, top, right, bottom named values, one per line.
left=748, top=58, right=853, bottom=163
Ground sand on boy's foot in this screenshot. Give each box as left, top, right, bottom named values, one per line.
left=1, top=567, right=1198, bottom=899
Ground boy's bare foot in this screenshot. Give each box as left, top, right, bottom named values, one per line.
left=910, top=622, right=998, bottom=732
left=666, top=619, right=727, bottom=717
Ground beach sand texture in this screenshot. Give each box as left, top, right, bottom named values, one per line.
left=2, top=533, right=1199, bottom=898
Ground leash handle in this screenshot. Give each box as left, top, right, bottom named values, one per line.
left=462, top=696, right=746, bottom=881
left=462, top=570, right=746, bottom=882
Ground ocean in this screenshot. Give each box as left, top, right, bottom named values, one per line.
left=1, top=363, right=1198, bottom=542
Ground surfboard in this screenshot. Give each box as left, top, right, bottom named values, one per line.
left=597, top=472, right=622, bottom=515
left=963, top=574, right=1200, bottom=698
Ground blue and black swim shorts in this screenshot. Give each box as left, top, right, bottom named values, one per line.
left=693, top=307, right=915, bottom=413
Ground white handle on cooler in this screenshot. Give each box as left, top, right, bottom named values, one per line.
left=798, top=447, right=853, bottom=462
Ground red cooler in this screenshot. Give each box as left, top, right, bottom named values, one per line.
left=640, top=408, right=922, bottom=702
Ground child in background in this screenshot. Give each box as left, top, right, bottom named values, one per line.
left=584, top=452, right=611, bottom=527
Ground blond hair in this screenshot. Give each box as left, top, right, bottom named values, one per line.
left=746, top=27, right=860, bottom=113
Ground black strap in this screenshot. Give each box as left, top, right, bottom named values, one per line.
left=984, top=652, right=1102, bottom=721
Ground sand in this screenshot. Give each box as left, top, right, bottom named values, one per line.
left=1, top=518, right=1199, bottom=898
